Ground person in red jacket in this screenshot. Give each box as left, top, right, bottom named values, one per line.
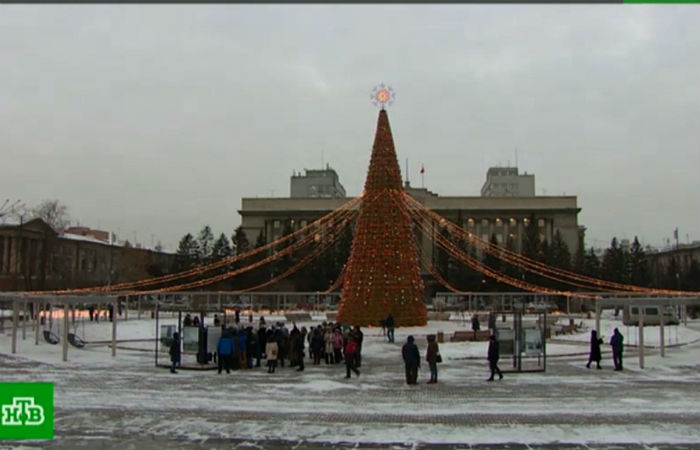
left=344, top=336, right=360, bottom=378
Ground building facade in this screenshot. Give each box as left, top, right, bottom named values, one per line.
left=290, top=165, right=346, bottom=199
left=239, top=169, right=583, bottom=267
left=480, top=166, right=535, bottom=197
left=646, top=243, right=700, bottom=288
left=0, top=219, right=175, bottom=291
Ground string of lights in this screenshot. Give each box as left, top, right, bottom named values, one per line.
left=227, top=212, right=355, bottom=294
left=394, top=192, right=598, bottom=299
left=127, top=190, right=399, bottom=294
left=402, top=192, right=699, bottom=297
left=32, top=195, right=363, bottom=295
left=409, top=203, right=612, bottom=292
left=134, top=206, right=360, bottom=294
left=322, top=267, right=345, bottom=294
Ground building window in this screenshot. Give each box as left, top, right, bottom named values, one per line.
left=300, top=220, right=307, bottom=228
left=481, top=219, right=489, bottom=227
left=538, top=219, right=545, bottom=228
left=509, top=218, right=517, bottom=226
left=273, top=220, right=280, bottom=229
left=496, top=234, right=503, bottom=244
left=495, top=218, right=503, bottom=227
left=467, top=218, right=475, bottom=228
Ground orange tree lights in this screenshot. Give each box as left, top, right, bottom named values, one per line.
left=338, top=109, right=426, bottom=327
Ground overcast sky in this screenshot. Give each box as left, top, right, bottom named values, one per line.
left=1, top=5, right=698, bottom=252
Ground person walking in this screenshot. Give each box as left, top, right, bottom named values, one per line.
left=487, top=334, right=503, bottom=381
left=610, top=328, right=624, bottom=371
left=426, top=334, right=440, bottom=383
left=217, top=330, right=234, bottom=374
left=169, top=332, right=181, bottom=374
left=586, top=330, right=603, bottom=369
left=352, top=326, right=364, bottom=368
left=402, top=335, right=420, bottom=385
left=386, top=314, right=395, bottom=343
left=344, top=336, right=360, bottom=378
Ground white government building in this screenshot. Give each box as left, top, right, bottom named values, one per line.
left=238, top=165, right=583, bottom=264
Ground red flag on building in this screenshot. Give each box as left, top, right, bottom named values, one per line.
left=420, top=164, right=424, bottom=174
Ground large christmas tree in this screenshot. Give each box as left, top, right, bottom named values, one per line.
left=337, top=109, right=426, bottom=327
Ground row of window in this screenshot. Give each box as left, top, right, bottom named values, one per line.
left=272, top=219, right=309, bottom=229
left=480, top=232, right=547, bottom=245
left=466, top=218, right=546, bottom=228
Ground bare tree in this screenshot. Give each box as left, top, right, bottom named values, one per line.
left=30, top=200, right=70, bottom=231
left=0, top=199, right=25, bottom=223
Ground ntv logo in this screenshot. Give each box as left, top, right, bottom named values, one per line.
left=0, top=383, right=53, bottom=439
left=2, top=397, right=45, bottom=426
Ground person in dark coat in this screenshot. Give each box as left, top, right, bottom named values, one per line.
left=310, top=327, right=324, bottom=365
left=183, top=314, right=193, bottom=326
left=426, top=334, right=440, bottom=383
left=290, top=326, right=305, bottom=372
left=257, top=325, right=268, bottom=364
left=352, top=326, right=364, bottom=368
left=488, top=311, right=496, bottom=331
left=217, top=330, right=234, bottom=374
left=586, top=330, right=603, bottom=369
left=277, top=329, right=289, bottom=368
left=610, top=328, right=624, bottom=371
left=471, top=313, right=480, bottom=339
left=344, top=336, right=360, bottom=378
left=386, top=314, right=395, bottom=343
left=169, top=332, right=181, bottom=374
left=402, top=335, right=420, bottom=385
left=487, top=334, right=503, bottom=381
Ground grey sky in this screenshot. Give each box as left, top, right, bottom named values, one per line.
left=1, top=5, right=698, bottom=252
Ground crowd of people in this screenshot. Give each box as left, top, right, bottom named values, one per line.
left=168, top=312, right=626, bottom=383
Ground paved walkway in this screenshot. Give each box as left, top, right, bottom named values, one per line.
left=1, top=338, right=699, bottom=450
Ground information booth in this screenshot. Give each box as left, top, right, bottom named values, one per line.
left=494, top=311, right=547, bottom=373
left=154, top=306, right=226, bottom=370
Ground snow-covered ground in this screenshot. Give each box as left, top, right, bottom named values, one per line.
left=1, top=310, right=699, bottom=449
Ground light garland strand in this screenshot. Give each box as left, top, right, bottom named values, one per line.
left=134, top=205, right=361, bottom=294
left=227, top=212, right=355, bottom=294
left=30, top=196, right=363, bottom=295
left=403, top=192, right=699, bottom=297
left=393, top=191, right=597, bottom=299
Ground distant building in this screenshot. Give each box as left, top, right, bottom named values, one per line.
left=0, top=219, right=174, bottom=291
left=481, top=166, right=535, bottom=197
left=64, top=226, right=110, bottom=243
left=239, top=168, right=582, bottom=265
left=291, top=165, right=346, bottom=199
left=646, top=242, right=700, bottom=287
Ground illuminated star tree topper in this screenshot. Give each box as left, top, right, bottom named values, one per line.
left=371, top=84, right=395, bottom=109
